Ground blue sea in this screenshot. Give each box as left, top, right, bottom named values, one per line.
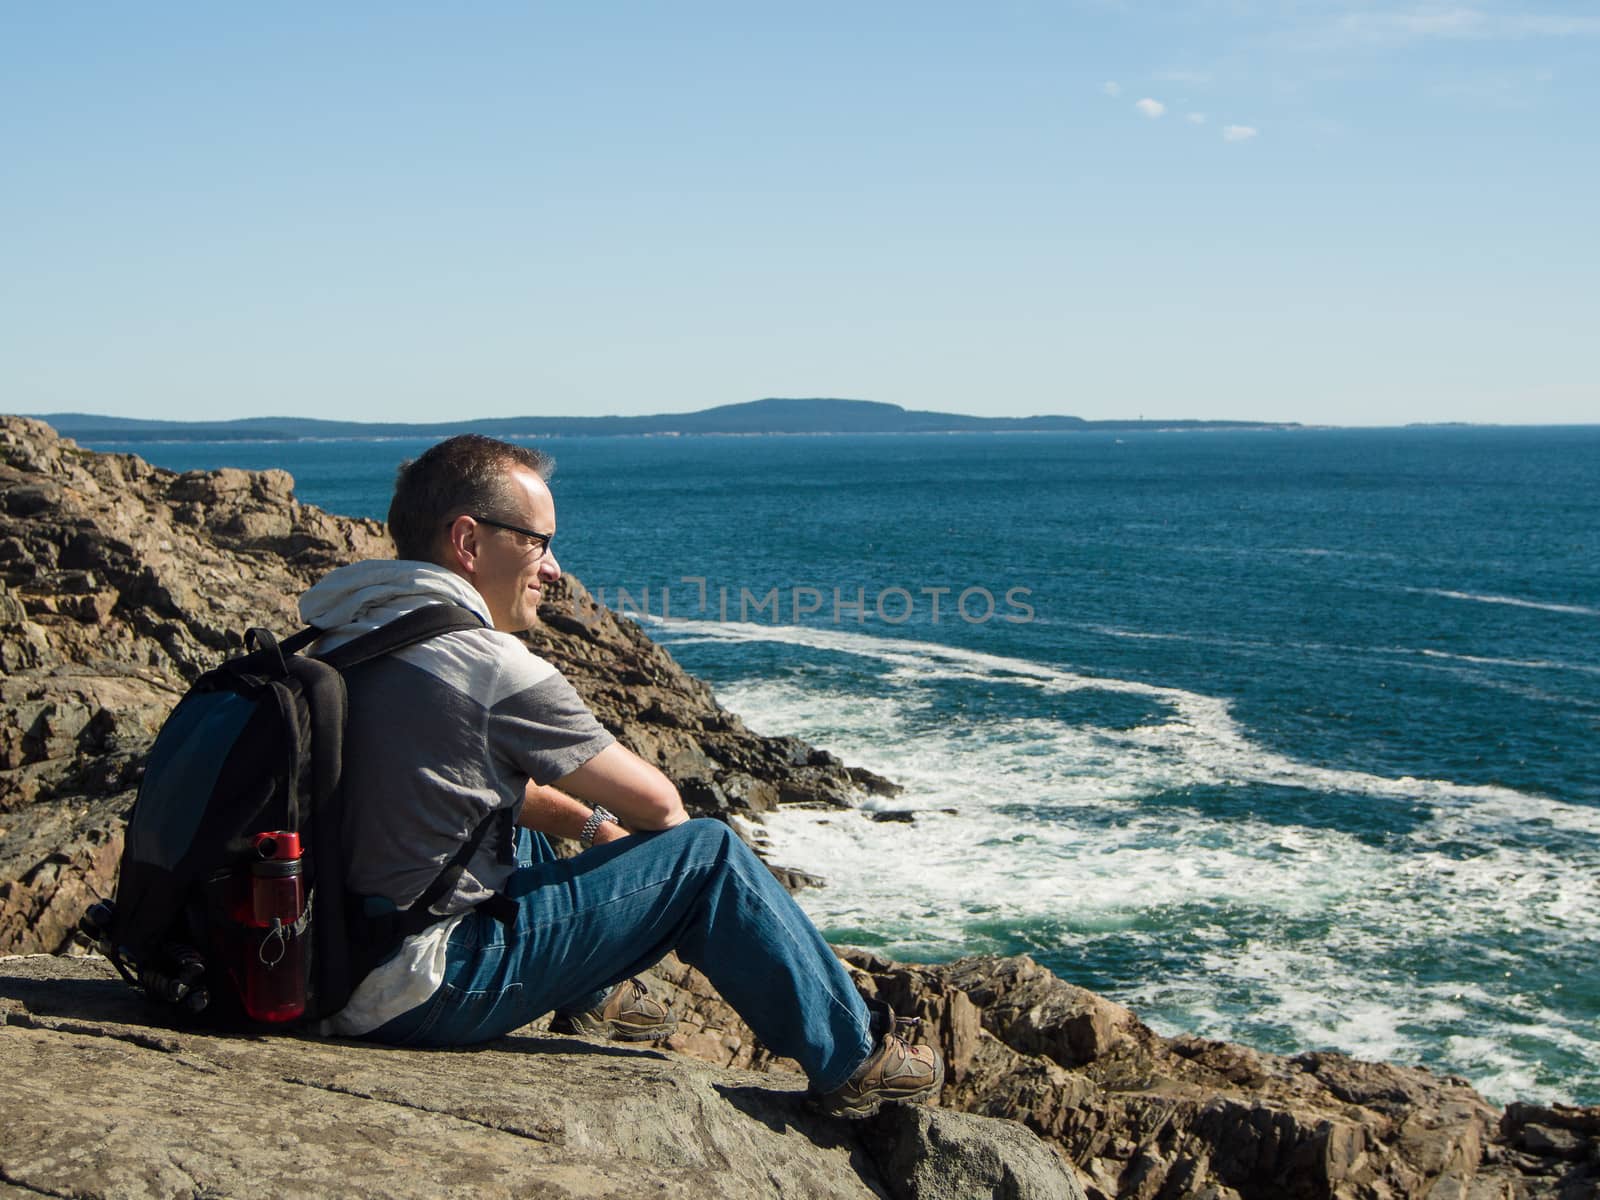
left=87, top=427, right=1600, bottom=1106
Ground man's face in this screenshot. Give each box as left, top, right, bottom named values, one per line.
left=459, top=466, right=561, bottom=633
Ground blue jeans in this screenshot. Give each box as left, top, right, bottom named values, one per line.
left=365, top=818, right=875, bottom=1092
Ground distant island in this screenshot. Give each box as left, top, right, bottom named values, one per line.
left=27, top=398, right=1299, bottom=442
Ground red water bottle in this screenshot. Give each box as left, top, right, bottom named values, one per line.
left=241, top=830, right=306, bottom=1023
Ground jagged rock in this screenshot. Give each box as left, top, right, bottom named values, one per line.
left=0, top=953, right=1084, bottom=1200
left=849, top=765, right=904, bottom=797
left=0, top=792, right=128, bottom=958
left=1500, top=1104, right=1600, bottom=1196
left=720, top=772, right=780, bottom=812
left=650, top=950, right=1600, bottom=1200
left=868, top=1105, right=1088, bottom=1200
left=766, top=864, right=828, bottom=892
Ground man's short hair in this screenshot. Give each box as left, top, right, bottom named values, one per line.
left=388, top=434, right=554, bottom=562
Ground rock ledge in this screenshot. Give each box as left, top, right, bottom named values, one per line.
left=1, top=953, right=1083, bottom=1200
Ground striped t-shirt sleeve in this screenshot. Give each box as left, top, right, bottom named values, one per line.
left=485, top=642, right=615, bottom=785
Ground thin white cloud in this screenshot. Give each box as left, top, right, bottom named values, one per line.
left=1501, top=13, right=1600, bottom=37
left=1135, top=97, right=1166, bottom=118
left=1222, top=124, right=1259, bottom=141
left=1425, top=65, right=1558, bottom=109
left=1274, top=5, right=1600, bottom=51
left=1103, top=81, right=1121, bottom=97
left=1364, top=7, right=1487, bottom=40
left=1186, top=112, right=1207, bottom=124
left=1155, top=69, right=1214, bottom=85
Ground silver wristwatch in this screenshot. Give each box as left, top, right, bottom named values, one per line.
left=579, top=805, right=618, bottom=849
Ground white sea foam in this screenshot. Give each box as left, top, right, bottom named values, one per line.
left=1411, top=589, right=1600, bottom=618
left=1416, top=648, right=1600, bottom=677
left=1081, top=624, right=1200, bottom=642
left=1084, top=625, right=1600, bottom=681
left=1191, top=543, right=1402, bottom=564
left=650, top=616, right=1600, bottom=1104
left=655, top=617, right=1597, bottom=825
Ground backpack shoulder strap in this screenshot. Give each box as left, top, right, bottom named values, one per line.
left=357, top=812, right=514, bottom=953
left=315, top=603, right=487, bottom=672
left=286, top=604, right=487, bottom=807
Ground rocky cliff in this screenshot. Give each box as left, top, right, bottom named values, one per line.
left=1, top=415, right=1594, bottom=1199
left=651, top=952, right=1598, bottom=1199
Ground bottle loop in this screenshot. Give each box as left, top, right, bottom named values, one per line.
left=258, top=917, right=288, bottom=969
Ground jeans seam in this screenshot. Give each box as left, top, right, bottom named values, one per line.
left=736, top=864, right=873, bottom=1042
left=411, top=980, right=526, bottom=1046
left=402, top=980, right=455, bottom=1046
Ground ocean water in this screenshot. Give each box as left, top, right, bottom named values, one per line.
left=87, top=427, right=1600, bottom=1106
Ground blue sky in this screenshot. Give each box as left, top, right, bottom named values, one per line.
left=3, top=2, right=1596, bottom=426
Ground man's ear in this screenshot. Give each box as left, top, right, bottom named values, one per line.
left=442, top=514, right=481, bottom=576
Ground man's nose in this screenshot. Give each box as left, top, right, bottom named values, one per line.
left=539, top=551, right=561, bottom=580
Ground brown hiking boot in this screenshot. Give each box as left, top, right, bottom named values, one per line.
left=815, top=1020, right=945, bottom=1118
left=549, top=977, right=677, bottom=1042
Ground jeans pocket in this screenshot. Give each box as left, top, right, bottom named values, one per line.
left=406, top=980, right=527, bottom=1047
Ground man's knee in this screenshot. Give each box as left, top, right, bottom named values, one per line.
left=636, top=817, right=759, bottom=877
left=677, top=816, right=738, bottom=849
left=660, top=816, right=754, bottom=865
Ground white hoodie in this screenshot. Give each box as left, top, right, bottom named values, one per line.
left=299, top=559, right=492, bottom=645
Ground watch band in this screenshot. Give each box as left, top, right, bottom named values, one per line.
left=579, top=805, right=618, bottom=850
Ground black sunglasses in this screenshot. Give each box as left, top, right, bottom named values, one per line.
left=462, top=515, right=553, bottom=558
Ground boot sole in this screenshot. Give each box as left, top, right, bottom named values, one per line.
left=551, top=1014, right=678, bottom=1042
left=814, top=1061, right=945, bottom=1119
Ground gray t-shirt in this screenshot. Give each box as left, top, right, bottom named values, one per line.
left=340, top=625, right=615, bottom=915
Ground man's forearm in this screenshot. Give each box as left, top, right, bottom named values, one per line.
left=554, top=743, right=689, bottom=830
left=517, top=781, right=627, bottom=845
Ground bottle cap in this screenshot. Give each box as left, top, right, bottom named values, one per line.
left=252, top=831, right=302, bottom=860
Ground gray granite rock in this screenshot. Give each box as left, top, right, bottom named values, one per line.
left=0, top=953, right=1085, bottom=1200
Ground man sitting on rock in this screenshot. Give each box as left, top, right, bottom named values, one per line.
left=297, top=433, right=942, bottom=1117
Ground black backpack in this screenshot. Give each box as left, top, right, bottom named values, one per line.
left=84, top=602, right=496, bottom=1028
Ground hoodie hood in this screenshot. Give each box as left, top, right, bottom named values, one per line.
left=299, top=560, right=493, bottom=640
